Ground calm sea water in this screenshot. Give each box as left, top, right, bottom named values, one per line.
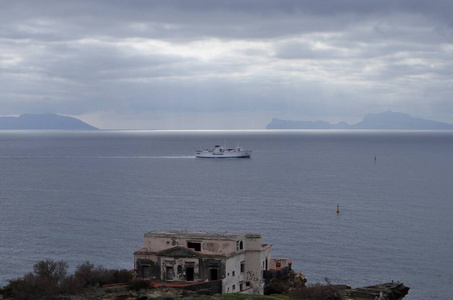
left=0, top=130, right=452, bottom=299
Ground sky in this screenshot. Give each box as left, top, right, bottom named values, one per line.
left=1, top=0, right=453, bottom=129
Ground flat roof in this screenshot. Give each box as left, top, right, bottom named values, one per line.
left=144, top=230, right=261, bottom=240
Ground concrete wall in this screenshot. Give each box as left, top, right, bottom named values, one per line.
left=136, top=254, right=226, bottom=284
left=221, top=242, right=272, bottom=294
left=269, top=258, right=291, bottom=270
left=261, top=246, right=272, bottom=271
left=144, top=236, right=238, bottom=255
left=160, top=257, right=200, bottom=282
left=244, top=250, right=264, bottom=294
left=135, top=258, right=160, bottom=279
left=244, top=235, right=263, bottom=251
left=222, top=253, right=245, bottom=293
left=263, top=266, right=291, bottom=279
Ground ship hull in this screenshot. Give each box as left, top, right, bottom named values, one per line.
left=196, top=151, right=252, bottom=158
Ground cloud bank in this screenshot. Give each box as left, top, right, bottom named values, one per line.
left=1, top=0, right=453, bottom=128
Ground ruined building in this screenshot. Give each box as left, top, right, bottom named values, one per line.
left=134, top=230, right=291, bottom=294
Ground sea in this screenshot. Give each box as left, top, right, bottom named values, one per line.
left=0, top=130, right=452, bottom=299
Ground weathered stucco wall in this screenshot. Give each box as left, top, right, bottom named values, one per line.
left=135, top=258, right=159, bottom=279
left=244, top=250, right=265, bottom=294
left=269, top=258, right=291, bottom=270
left=261, top=246, right=272, bottom=271
left=160, top=257, right=200, bottom=281
left=144, top=236, right=238, bottom=255
left=222, top=253, right=245, bottom=293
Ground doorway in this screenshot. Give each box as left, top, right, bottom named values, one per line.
left=142, top=266, right=150, bottom=278
left=186, top=266, right=194, bottom=281
left=166, top=266, right=174, bottom=280
left=209, top=268, right=218, bottom=280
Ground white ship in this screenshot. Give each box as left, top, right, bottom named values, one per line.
left=196, top=145, right=252, bottom=158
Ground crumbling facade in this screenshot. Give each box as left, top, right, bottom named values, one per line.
left=134, top=230, right=274, bottom=294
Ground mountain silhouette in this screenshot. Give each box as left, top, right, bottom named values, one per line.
left=0, top=113, right=98, bottom=130
left=266, top=111, right=453, bottom=130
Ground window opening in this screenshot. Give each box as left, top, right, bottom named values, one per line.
left=187, top=242, right=201, bottom=251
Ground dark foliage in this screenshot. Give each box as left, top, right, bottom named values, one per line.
left=127, top=278, right=151, bottom=291
left=74, top=261, right=133, bottom=288
left=3, top=260, right=68, bottom=299
left=74, top=261, right=97, bottom=287
left=33, top=260, right=68, bottom=296
left=285, top=283, right=341, bottom=300
left=2, top=259, right=135, bottom=300
left=60, top=274, right=84, bottom=295
left=196, top=288, right=212, bottom=295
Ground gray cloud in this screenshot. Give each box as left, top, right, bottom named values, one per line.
left=1, top=0, right=453, bottom=128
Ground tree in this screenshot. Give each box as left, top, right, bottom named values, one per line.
left=32, top=260, right=68, bottom=297
left=74, top=261, right=97, bottom=287
left=4, top=259, right=69, bottom=300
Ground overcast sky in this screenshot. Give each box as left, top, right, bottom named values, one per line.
left=1, top=0, right=453, bottom=129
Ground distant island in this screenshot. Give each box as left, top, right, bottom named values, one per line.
left=0, top=113, right=98, bottom=130
left=266, top=111, right=453, bottom=130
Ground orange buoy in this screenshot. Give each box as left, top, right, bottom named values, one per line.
left=336, top=204, right=340, bottom=214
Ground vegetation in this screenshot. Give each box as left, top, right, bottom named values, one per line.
left=210, top=294, right=292, bottom=300
left=285, top=283, right=341, bottom=300
left=1, top=259, right=135, bottom=299
left=127, top=278, right=151, bottom=291
left=1, top=260, right=344, bottom=300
